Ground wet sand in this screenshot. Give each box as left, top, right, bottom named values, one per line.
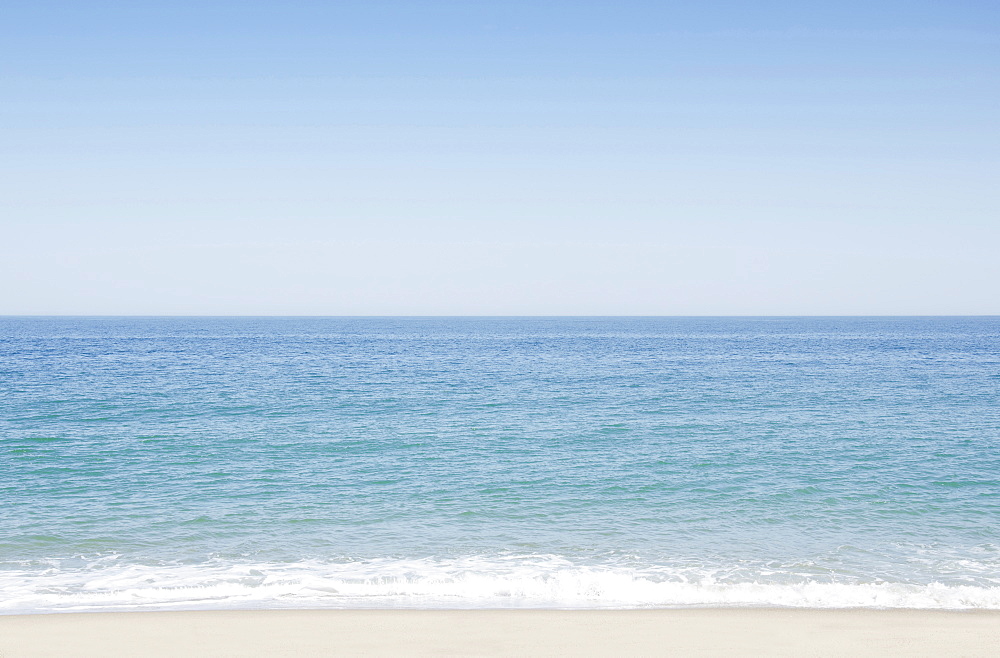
left=2, top=608, right=998, bottom=657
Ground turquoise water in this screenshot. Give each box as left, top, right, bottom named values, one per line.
left=2, top=317, right=999, bottom=611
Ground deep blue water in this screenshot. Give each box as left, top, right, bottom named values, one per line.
left=2, top=317, right=999, bottom=611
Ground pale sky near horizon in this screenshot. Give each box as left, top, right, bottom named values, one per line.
left=2, top=1, right=998, bottom=315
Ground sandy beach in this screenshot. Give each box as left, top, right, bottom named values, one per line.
left=1, top=608, right=998, bottom=657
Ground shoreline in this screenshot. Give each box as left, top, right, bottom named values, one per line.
left=2, top=608, right=999, bottom=657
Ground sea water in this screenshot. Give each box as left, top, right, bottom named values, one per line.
left=2, top=316, right=999, bottom=613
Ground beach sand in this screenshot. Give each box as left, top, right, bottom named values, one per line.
left=2, top=609, right=999, bottom=657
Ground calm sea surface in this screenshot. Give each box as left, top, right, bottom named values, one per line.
left=2, top=317, right=999, bottom=612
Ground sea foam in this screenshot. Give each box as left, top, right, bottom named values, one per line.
left=3, top=555, right=999, bottom=614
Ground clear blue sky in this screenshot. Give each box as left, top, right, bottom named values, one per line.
left=2, top=1, right=997, bottom=314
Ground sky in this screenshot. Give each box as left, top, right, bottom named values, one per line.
left=2, top=1, right=998, bottom=315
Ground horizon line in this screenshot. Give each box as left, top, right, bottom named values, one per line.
left=3, top=314, right=998, bottom=319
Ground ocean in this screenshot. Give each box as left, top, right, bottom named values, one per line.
left=2, top=316, right=999, bottom=613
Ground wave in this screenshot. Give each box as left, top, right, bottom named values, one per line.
left=3, top=554, right=1000, bottom=613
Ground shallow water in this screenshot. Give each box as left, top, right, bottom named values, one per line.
left=2, top=317, right=999, bottom=611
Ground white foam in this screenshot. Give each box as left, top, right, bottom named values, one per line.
left=2, top=555, right=999, bottom=614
